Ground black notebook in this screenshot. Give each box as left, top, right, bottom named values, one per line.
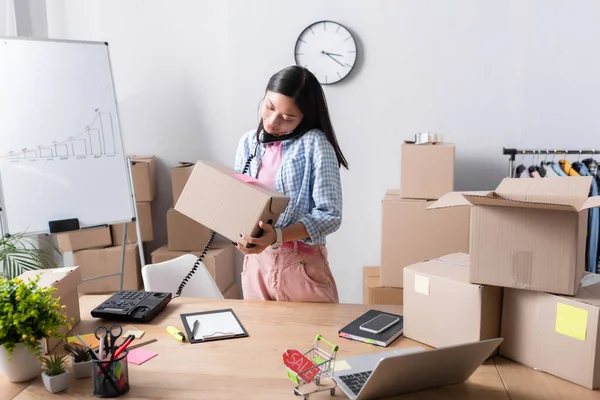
left=338, top=309, right=403, bottom=347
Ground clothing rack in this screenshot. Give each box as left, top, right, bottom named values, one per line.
left=503, top=148, right=600, bottom=178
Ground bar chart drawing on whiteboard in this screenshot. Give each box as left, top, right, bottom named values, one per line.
left=1, top=110, right=119, bottom=161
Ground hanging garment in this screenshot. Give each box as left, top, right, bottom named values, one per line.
left=584, top=158, right=600, bottom=273
left=583, top=158, right=598, bottom=177
left=543, top=163, right=560, bottom=177
left=551, top=162, right=567, bottom=176
left=576, top=163, right=599, bottom=273
left=559, top=159, right=580, bottom=176
left=515, top=164, right=528, bottom=178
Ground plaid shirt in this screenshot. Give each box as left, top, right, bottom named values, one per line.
left=234, top=129, right=343, bottom=245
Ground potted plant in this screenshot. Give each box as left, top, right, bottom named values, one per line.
left=0, top=274, right=72, bottom=382
left=69, top=343, right=93, bottom=378
left=41, top=353, right=69, bottom=393
left=0, top=232, right=61, bottom=279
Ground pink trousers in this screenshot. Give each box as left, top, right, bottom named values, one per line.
left=241, top=241, right=339, bottom=303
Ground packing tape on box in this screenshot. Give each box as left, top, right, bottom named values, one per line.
left=414, top=132, right=443, bottom=145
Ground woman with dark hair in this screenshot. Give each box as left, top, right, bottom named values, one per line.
left=234, top=65, right=348, bottom=303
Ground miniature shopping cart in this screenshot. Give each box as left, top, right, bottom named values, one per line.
left=283, top=334, right=339, bottom=399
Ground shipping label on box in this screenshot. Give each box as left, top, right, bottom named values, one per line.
left=429, top=176, right=600, bottom=295
left=403, top=253, right=502, bottom=349
left=74, top=244, right=141, bottom=294
left=174, top=160, right=289, bottom=247
left=111, top=202, right=154, bottom=245
left=500, top=273, right=600, bottom=389
left=400, top=143, right=455, bottom=200
left=380, top=190, right=470, bottom=287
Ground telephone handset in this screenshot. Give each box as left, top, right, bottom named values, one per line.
left=173, top=119, right=313, bottom=298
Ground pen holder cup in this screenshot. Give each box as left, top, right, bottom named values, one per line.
left=92, top=350, right=130, bottom=398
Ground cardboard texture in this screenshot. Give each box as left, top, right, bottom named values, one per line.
left=363, top=266, right=380, bottom=303
left=400, top=143, right=455, bottom=200
left=56, top=226, right=112, bottom=252
left=381, top=190, right=470, bottom=287
left=429, top=176, right=600, bottom=295
left=174, top=161, right=289, bottom=247
left=111, top=202, right=154, bottom=245
left=167, top=208, right=212, bottom=251
left=130, top=155, right=157, bottom=202
left=500, top=273, right=600, bottom=389
left=367, top=286, right=403, bottom=305
left=73, top=244, right=141, bottom=294
left=171, top=162, right=195, bottom=204
left=403, top=253, right=502, bottom=349
left=17, top=267, right=83, bottom=354
left=150, top=245, right=235, bottom=293
left=223, top=282, right=241, bottom=299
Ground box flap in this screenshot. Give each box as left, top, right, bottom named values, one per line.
left=429, top=177, right=597, bottom=212
left=494, top=177, right=593, bottom=210
left=426, top=191, right=491, bottom=210
left=128, top=155, right=155, bottom=164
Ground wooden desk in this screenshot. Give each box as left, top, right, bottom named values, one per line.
left=3, top=295, right=600, bottom=399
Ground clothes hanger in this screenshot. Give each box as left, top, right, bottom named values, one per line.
left=515, top=152, right=527, bottom=178
left=529, top=151, right=542, bottom=178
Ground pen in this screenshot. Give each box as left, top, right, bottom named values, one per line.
left=166, top=326, right=186, bottom=342
left=192, top=320, right=199, bottom=340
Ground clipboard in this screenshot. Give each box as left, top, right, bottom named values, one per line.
left=180, top=308, right=249, bottom=344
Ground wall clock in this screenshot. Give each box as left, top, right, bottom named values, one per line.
left=294, top=21, right=358, bottom=85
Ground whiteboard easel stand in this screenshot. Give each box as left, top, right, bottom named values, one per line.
left=78, top=159, right=146, bottom=291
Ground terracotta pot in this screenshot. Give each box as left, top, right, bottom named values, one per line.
left=0, top=342, right=41, bottom=383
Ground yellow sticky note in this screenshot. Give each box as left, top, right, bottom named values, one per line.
left=555, top=302, right=588, bottom=341
left=333, top=360, right=352, bottom=372
left=67, top=333, right=101, bottom=349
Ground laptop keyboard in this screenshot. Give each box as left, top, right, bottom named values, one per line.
left=339, top=371, right=372, bottom=395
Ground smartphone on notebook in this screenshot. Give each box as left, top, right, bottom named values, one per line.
left=359, top=314, right=400, bottom=334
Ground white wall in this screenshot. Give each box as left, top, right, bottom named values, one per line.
left=40, top=0, right=600, bottom=304
left=0, top=0, right=16, bottom=36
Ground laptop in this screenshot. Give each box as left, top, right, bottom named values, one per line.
left=334, top=337, right=503, bottom=400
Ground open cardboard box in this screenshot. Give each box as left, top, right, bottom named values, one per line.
left=17, top=267, right=83, bottom=354
left=428, top=177, right=600, bottom=295
left=174, top=160, right=289, bottom=247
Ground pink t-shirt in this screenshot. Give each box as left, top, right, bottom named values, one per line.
left=256, top=142, right=283, bottom=190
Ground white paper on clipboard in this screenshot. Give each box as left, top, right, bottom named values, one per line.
left=184, top=310, right=245, bottom=340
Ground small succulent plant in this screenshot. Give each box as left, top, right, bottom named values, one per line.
left=42, top=353, right=67, bottom=377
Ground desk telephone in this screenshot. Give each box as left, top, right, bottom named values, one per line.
left=174, top=120, right=313, bottom=298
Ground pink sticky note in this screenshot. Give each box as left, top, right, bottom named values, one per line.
left=233, top=173, right=258, bottom=184
left=127, top=348, right=158, bottom=365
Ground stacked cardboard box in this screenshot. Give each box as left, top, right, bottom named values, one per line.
left=150, top=162, right=239, bottom=298
left=402, top=176, right=600, bottom=390
left=365, top=142, right=470, bottom=305
left=56, top=155, right=158, bottom=294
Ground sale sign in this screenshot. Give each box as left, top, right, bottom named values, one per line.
left=283, top=349, right=320, bottom=383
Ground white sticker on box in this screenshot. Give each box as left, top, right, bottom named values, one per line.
left=581, top=273, right=600, bottom=288
left=414, top=275, right=430, bottom=295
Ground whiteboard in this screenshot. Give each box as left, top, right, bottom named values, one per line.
left=0, top=38, right=135, bottom=234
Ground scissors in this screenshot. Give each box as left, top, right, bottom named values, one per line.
left=94, top=324, right=123, bottom=360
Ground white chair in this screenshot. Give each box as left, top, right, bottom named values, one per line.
left=141, top=254, right=224, bottom=299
